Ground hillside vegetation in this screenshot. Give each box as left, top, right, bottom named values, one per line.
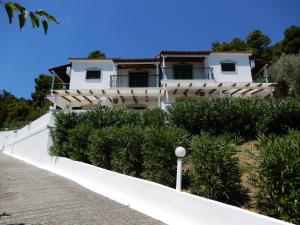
left=50, top=98, right=300, bottom=224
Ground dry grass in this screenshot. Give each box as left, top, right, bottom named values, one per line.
left=237, top=140, right=259, bottom=212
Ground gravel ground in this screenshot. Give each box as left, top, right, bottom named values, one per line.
left=0, top=153, right=164, bottom=225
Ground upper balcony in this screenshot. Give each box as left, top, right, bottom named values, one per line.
left=162, top=66, right=214, bottom=81
left=110, top=74, right=160, bottom=88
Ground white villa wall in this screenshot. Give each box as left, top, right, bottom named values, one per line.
left=69, top=60, right=114, bottom=90
left=207, top=54, right=253, bottom=83
left=1, top=111, right=292, bottom=225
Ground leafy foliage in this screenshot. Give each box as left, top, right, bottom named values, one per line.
left=88, top=126, right=118, bottom=170
left=110, top=125, right=144, bottom=176
left=49, top=112, right=82, bottom=157
left=65, top=123, right=91, bottom=163
left=282, top=25, right=300, bottom=55
left=88, top=50, right=106, bottom=59
left=248, top=130, right=300, bottom=224
left=1, top=1, right=59, bottom=34
left=168, top=97, right=300, bottom=139
left=0, top=74, right=53, bottom=129
left=141, top=127, right=188, bottom=187
left=212, top=26, right=300, bottom=61
left=269, top=53, right=300, bottom=99
left=189, top=133, right=247, bottom=205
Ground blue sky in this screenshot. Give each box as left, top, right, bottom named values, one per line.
left=0, top=0, right=299, bottom=98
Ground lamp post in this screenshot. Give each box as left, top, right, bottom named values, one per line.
left=175, top=146, right=186, bottom=191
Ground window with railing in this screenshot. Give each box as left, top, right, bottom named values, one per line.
left=110, top=75, right=160, bottom=88
left=162, top=67, right=213, bottom=80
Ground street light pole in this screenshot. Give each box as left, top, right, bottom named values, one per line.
left=175, top=147, right=186, bottom=191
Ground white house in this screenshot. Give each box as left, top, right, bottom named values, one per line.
left=48, top=50, right=274, bottom=110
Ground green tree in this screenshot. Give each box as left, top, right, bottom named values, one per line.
left=269, top=53, right=300, bottom=99
left=88, top=50, right=106, bottom=59
left=27, top=74, right=53, bottom=120
left=282, top=25, right=300, bottom=54
left=246, top=30, right=272, bottom=60
left=212, top=37, right=247, bottom=52
left=0, top=1, right=58, bottom=34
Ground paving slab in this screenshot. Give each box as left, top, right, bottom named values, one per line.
left=0, top=153, right=164, bottom=225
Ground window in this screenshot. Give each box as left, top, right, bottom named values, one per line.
left=221, top=62, right=236, bottom=72
left=173, top=64, right=193, bottom=79
left=86, top=70, right=101, bottom=79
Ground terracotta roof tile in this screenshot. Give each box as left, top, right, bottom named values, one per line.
left=112, top=58, right=160, bottom=63
left=160, top=50, right=211, bottom=55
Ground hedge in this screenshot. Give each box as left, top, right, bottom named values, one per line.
left=141, top=127, right=189, bottom=187
left=110, top=125, right=144, bottom=176
left=88, top=126, right=118, bottom=170
left=65, top=123, right=91, bottom=163
left=249, top=130, right=300, bottom=224
left=189, top=133, right=247, bottom=205
left=168, top=97, right=300, bottom=139
left=50, top=112, right=82, bottom=157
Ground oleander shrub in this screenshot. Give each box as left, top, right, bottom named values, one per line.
left=110, top=125, right=144, bottom=176
left=249, top=130, right=300, bottom=224
left=142, top=108, right=166, bottom=127
left=65, top=123, right=91, bottom=163
left=189, top=133, right=247, bottom=205
left=82, top=106, right=144, bottom=128
left=88, top=127, right=119, bottom=169
left=265, top=98, right=300, bottom=134
left=141, top=127, right=189, bottom=187
left=50, top=112, right=82, bottom=157
left=168, top=97, right=300, bottom=139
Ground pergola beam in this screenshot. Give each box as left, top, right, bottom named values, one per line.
left=230, top=89, right=242, bottom=95
left=83, top=96, right=93, bottom=104
left=209, top=89, right=216, bottom=95
left=72, top=96, right=81, bottom=102
left=251, top=89, right=264, bottom=95
left=240, top=89, right=253, bottom=95
left=89, top=90, right=99, bottom=100
left=117, top=90, right=125, bottom=103
left=173, top=83, right=180, bottom=95
left=61, top=96, right=71, bottom=102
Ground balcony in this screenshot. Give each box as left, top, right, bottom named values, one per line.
left=162, top=67, right=214, bottom=80
left=110, top=75, right=160, bottom=88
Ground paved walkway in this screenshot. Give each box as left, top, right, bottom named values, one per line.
left=0, top=153, right=164, bottom=225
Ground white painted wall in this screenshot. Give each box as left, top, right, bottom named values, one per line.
left=207, top=54, right=253, bottom=83
left=69, top=60, right=114, bottom=90
left=2, top=112, right=292, bottom=225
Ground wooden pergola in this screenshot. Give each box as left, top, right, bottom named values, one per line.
left=161, top=81, right=275, bottom=97
left=48, top=88, right=164, bottom=109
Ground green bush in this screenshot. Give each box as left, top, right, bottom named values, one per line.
left=88, top=127, right=119, bottom=169
left=65, top=123, right=91, bottom=163
left=142, top=108, right=166, bottom=127
left=189, top=133, right=247, bottom=205
left=168, top=97, right=300, bottom=139
left=50, top=112, right=81, bottom=157
left=110, top=125, right=144, bottom=176
left=249, top=130, right=300, bottom=224
left=82, top=106, right=144, bottom=128
left=141, top=127, right=188, bottom=187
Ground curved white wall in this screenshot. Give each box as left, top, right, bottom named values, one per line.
left=2, top=112, right=293, bottom=225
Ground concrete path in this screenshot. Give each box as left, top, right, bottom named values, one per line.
left=0, top=153, right=164, bottom=225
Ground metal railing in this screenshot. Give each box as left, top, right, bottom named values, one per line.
left=110, top=75, right=160, bottom=88
left=49, top=83, right=70, bottom=91
left=162, top=67, right=214, bottom=80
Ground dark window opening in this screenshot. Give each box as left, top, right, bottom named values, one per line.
left=86, top=70, right=101, bottom=79
left=221, top=63, right=236, bottom=72
left=173, top=64, right=193, bottom=79
left=129, top=72, right=149, bottom=87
